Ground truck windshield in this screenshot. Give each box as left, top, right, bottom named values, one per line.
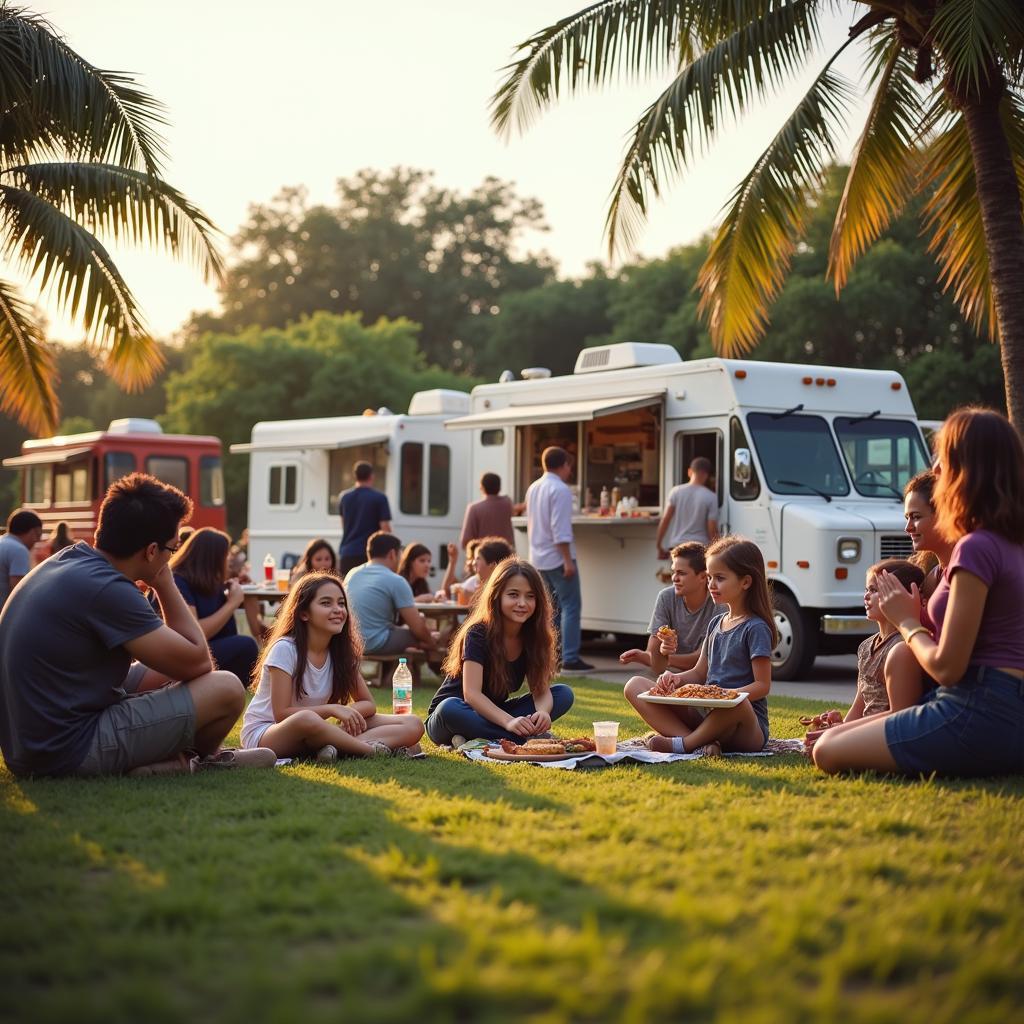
left=833, top=417, right=931, bottom=497
left=747, top=413, right=850, bottom=497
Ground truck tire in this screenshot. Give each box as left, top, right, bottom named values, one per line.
left=771, top=593, right=818, bottom=681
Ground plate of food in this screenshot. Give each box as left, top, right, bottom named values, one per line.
left=639, top=683, right=749, bottom=708
left=482, top=737, right=598, bottom=762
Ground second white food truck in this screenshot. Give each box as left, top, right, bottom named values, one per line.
left=445, top=343, right=930, bottom=679
left=233, top=390, right=472, bottom=586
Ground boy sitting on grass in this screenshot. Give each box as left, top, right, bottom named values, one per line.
left=0, top=473, right=273, bottom=778
left=620, top=542, right=723, bottom=676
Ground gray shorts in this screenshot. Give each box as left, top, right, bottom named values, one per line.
left=74, top=682, right=196, bottom=776
left=368, top=626, right=418, bottom=657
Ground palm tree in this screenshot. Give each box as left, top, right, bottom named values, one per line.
left=492, top=2, right=1024, bottom=425
left=0, top=4, right=222, bottom=434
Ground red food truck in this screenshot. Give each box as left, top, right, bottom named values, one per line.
left=2, top=418, right=226, bottom=561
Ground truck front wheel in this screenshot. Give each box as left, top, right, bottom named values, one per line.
left=771, top=593, right=818, bottom=681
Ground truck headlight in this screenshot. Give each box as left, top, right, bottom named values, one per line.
left=837, top=537, right=861, bottom=563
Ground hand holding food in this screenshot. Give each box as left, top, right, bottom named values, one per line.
left=656, top=625, right=678, bottom=654
left=650, top=672, right=683, bottom=696
left=506, top=716, right=535, bottom=737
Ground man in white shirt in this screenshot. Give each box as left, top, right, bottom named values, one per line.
left=525, top=446, right=593, bottom=674
left=656, top=456, right=719, bottom=559
left=0, top=509, right=43, bottom=610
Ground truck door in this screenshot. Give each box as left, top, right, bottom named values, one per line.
left=670, top=425, right=723, bottom=526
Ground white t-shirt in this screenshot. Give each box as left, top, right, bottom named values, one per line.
left=240, top=637, right=336, bottom=748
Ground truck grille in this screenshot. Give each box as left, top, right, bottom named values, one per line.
left=880, top=534, right=913, bottom=559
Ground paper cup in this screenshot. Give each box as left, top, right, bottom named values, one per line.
left=593, top=721, right=619, bottom=756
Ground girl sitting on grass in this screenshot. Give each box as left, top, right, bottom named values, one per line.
left=628, top=536, right=776, bottom=756
left=241, top=571, right=424, bottom=760
left=424, top=558, right=573, bottom=747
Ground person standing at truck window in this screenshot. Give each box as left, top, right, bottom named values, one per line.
left=460, top=472, right=515, bottom=548
left=525, top=446, right=593, bottom=674
left=0, top=509, right=43, bottom=609
left=656, top=457, right=719, bottom=560
left=338, top=461, right=391, bottom=577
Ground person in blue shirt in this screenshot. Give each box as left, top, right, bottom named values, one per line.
left=338, top=462, right=392, bottom=577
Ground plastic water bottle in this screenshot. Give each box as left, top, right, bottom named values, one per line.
left=262, top=552, right=275, bottom=584
left=392, top=658, right=413, bottom=715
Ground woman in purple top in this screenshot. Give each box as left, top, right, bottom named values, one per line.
left=815, top=408, right=1024, bottom=777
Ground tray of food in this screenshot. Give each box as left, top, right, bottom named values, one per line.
left=639, top=683, right=749, bottom=708
left=482, top=737, right=598, bottom=762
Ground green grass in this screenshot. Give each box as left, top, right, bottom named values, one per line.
left=2, top=678, right=1022, bottom=1024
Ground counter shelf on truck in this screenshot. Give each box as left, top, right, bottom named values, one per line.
left=2, top=418, right=227, bottom=562
left=445, top=343, right=929, bottom=679
left=231, top=389, right=472, bottom=582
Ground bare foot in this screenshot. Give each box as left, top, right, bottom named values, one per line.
left=127, top=751, right=195, bottom=777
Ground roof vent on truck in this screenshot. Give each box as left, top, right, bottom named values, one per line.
left=407, top=389, right=471, bottom=416
left=574, top=342, right=682, bottom=374
left=107, top=418, right=163, bottom=434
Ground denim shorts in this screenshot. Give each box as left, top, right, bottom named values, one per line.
left=884, top=665, right=1024, bottom=777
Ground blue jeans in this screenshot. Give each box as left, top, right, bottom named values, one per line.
left=425, top=684, right=575, bottom=745
left=884, top=665, right=1024, bottom=776
left=540, top=563, right=582, bottom=664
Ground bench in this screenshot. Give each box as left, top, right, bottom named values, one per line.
left=360, top=649, right=429, bottom=688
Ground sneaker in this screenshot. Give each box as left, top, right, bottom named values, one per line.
left=315, top=744, right=338, bottom=763
left=198, top=747, right=277, bottom=770
left=368, top=740, right=393, bottom=758
left=450, top=734, right=468, bottom=750
left=392, top=742, right=425, bottom=759
left=561, top=659, right=595, bottom=675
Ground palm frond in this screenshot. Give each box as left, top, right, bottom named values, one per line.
left=491, top=0, right=689, bottom=138
left=0, top=6, right=167, bottom=171
left=828, top=33, right=924, bottom=291
left=929, top=0, right=1024, bottom=97
left=1, top=162, right=224, bottom=284
left=696, top=68, right=854, bottom=355
left=0, top=276, right=58, bottom=433
left=0, top=183, right=162, bottom=388
left=919, top=89, right=1024, bottom=339
left=605, top=0, right=823, bottom=255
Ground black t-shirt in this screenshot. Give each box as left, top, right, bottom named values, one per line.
left=427, top=623, right=527, bottom=714
left=0, top=543, right=163, bottom=776
left=339, top=487, right=391, bottom=559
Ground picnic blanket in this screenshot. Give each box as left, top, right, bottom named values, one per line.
left=461, top=736, right=805, bottom=771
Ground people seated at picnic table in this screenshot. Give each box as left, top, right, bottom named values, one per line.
left=424, top=558, right=574, bottom=747
left=167, top=528, right=263, bottom=684
left=0, top=474, right=274, bottom=778
left=289, top=537, right=338, bottom=584
left=241, top=572, right=423, bottom=760
left=0, top=509, right=43, bottom=610
left=814, top=407, right=1024, bottom=778
left=460, top=536, right=515, bottom=606
left=397, top=541, right=443, bottom=602
left=344, top=532, right=437, bottom=657
left=626, top=536, right=776, bottom=757
left=620, top=542, right=723, bottom=673
left=460, top=472, right=516, bottom=548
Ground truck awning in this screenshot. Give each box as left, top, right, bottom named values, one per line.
left=229, top=434, right=390, bottom=455
left=2, top=446, right=93, bottom=468
left=444, top=392, right=664, bottom=430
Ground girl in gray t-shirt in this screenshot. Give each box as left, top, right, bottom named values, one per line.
left=635, top=537, right=778, bottom=756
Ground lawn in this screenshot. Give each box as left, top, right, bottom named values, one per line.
left=2, top=678, right=1022, bottom=1024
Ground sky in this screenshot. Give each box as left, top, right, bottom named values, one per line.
left=28, top=0, right=865, bottom=342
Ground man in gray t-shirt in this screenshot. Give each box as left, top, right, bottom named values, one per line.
left=656, top=457, right=719, bottom=558
left=620, top=542, right=723, bottom=676
left=0, top=509, right=43, bottom=609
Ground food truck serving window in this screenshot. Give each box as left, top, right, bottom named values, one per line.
left=26, top=465, right=52, bottom=504
left=515, top=403, right=661, bottom=508
left=328, top=444, right=387, bottom=513
left=400, top=443, right=423, bottom=515
left=833, top=417, right=930, bottom=498
left=747, top=413, right=849, bottom=497
left=55, top=462, right=89, bottom=503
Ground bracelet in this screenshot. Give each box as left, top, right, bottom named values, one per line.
left=900, top=625, right=930, bottom=644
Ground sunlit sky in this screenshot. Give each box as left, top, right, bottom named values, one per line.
left=30, top=0, right=865, bottom=343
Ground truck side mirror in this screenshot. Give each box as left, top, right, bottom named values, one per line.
left=733, top=448, right=752, bottom=485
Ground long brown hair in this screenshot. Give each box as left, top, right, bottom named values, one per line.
left=294, top=537, right=337, bottom=578
left=441, top=558, right=556, bottom=699
left=397, top=542, right=431, bottom=597
left=169, top=527, right=230, bottom=596
left=251, top=572, right=363, bottom=703
left=934, top=407, right=1024, bottom=544
left=705, top=536, right=779, bottom=647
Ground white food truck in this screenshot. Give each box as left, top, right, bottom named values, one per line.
left=233, top=390, right=472, bottom=586
left=445, top=343, right=930, bottom=679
